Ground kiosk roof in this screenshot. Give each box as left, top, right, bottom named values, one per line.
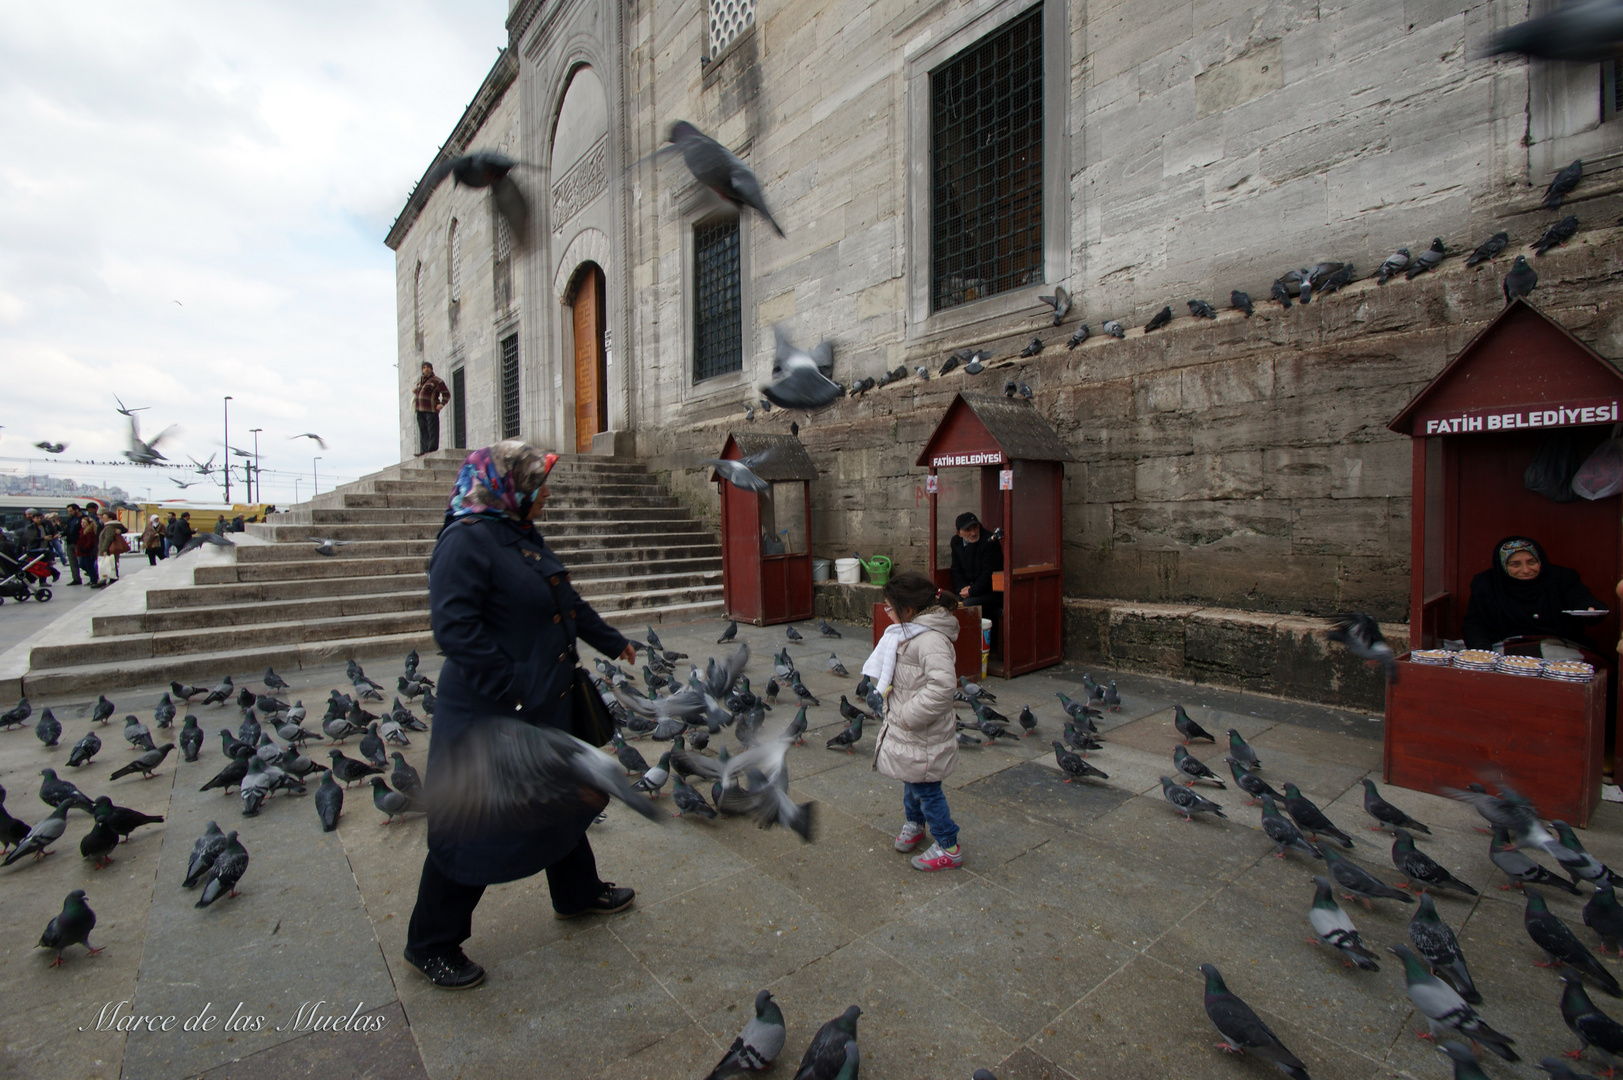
left=915, top=392, right=1073, bottom=468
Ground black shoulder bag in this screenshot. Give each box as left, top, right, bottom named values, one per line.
left=542, top=573, right=617, bottom=747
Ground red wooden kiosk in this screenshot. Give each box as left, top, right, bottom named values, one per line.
left=875, top=392, right=1070, bottom=678
left=712, top=433, right=817, bottom=626
left=1384, top=300, right=1622, bottom=824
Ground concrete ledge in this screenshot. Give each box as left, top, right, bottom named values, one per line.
left=590, top=428, right=634, bottom=456
left=814, top=581, right=885, bottom=626
left=1063, top=598, right=1406, bottom=714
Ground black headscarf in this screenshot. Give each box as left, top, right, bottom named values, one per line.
left=1461, top=534, right=1602, bottom=648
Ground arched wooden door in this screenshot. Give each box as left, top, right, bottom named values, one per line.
left=570, top=264, right=608, bottom=453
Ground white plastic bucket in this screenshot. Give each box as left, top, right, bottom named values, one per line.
left=834, top=558, right=861, bottom=584
left=812, top=558, right=833, bottom=582
left=980, top=618, right=993, bottom=678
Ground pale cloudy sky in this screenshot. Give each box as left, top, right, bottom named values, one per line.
left=0, top=0, right=508, bottom=505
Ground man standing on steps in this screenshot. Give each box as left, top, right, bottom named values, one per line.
left=412, top=361, right=452, bottom=456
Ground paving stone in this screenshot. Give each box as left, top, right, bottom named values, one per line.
left=962, top=760, right=1137, bottom=831
left=191, top=1001, right=426, bottom=1080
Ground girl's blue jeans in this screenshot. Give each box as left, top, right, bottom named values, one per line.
left=902, top=781, right=959, bottom=849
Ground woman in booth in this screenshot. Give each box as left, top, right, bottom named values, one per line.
left=1461, top=536, right=1608, bottom=650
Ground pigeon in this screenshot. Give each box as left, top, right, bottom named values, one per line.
left=35, top=708, right=60, bottom=748
left=309, top=537, right=353, bottom=557
left=1316, top=264, right=1355, bottom=296
left=1227, top=758, right=1286, bottom=806
left=0, top=791, right=31, bottom=853
left=178, top=532, right=234, bottom=555
left=702, top=451, right=776, bottom=494
left=1488, top=4, right=1623, bottom=62
left=67, top=730, right=101, bottom=768
left=91, top=695, right=115, bottom=724
left=672, top=773, right=718, bottom=819
left=1282, top=783, right=1353, bottom=849
left=706, top=989, right=787, bottom=1079
left=826, top=715, right=863, bottom=753
left=194, top=831, right=249, bottom=907
left=2, top=803, right=73, bottom=865
left=1019, top=336, right=1043, bottom=358
left=1466, top=232, right=1510, bottom=267
left=1230, top=290, right=1254, bottom=316
left=1390, top=944, right=1517, bottom=1060
left=791, top=680, right=820, bottom=707
left=1296, top=268, right=1314, bottom=305
left=121, top=715, right=155, bottom=753
left=1037, top=285, right=1071, bottom=325
left=1309, top=876, right=1379, bottom=970
left=1326, top=613, right=1396, bottom=682
left=1585, top=884, right=1623, bottom=954
left=1102, top=320, right=1126, bottom=338
left=291, top=432, right=329, bottom=450
left=153, top=694, right=176, bottom=730
left=328, top=749, right=383, bottom=787
left=963, top=351, right=989, bottom=374
left=1144, top=305, right=1173, bottom=332
left=1411, top=892, right=1482, bottom=1004
left=109, top=743, right=175, bottom=782
left=1185, top=298, right=1218, bottom=320
left=1527, top=888, right=1623, bottom=996
left=1160, top=776, right=1225, bottom=821
left=1260, top=795, right=1321, bottom=860
left=359, top=723, right=388, bottom=768
left=1066, top=323, right=1091, bottom=348
left=611, top=732, right=649, bottom=775
left=1360, top=778, right=1431, bottom=834
left=634, top=751, right=671, bottom=798
left=761, top=326, right=840, bottom=411
left=33, top=440, right=67, bottom=454
left=1321, top=847, right=1413, bottom=906
left=1545, top=820, right=1623, bottom=889
left=792, top=1005, right=860, bottom=1080
left=1536, top=1056, right=1605, bottom=1080
left=39, top=890, right=101, bottom=965
left=1224, top=729, right=1260, bottom=769
left=939, top=352, right=963, bottom=377
left=1405, top=237, right=1446, bottom=280
left=1392, top=829, right=1478, bottom=895
left=786, top=704, right=808, bottom=746
left=387, top=753, right=420, bottom=800
left=260, top=667, right=291, bottom=693
left=314, top=770, right=343, bottom=831
left=1377, top=248, right=1412, bottom=283
left=827, top=654, right=847, bottom=677
left=1544, top=159, right=1585, bottom=208
left=370, top=777, right=416, bottom=824
left=1053, top=741, right=1108, bottom=782
left=1535, top=215, right=1580, bottom=256
left=178, top=717, right=203, bottom=762
left=1173, top=745, right=1224, bottom=787
left=667, top=121, right=784, bottom=236
left=423, top=151, right=529, bottom=238
left=39, top=769, right=93, bottom=812
left=1173, top=704, right=1214, bottom=744
left=784, top=624, right=804, bottom=643
left=124, top=416, right=178, bottom=464
left=1491, top=827, right=1583, bottom=893
left=1018, top=705, right=1038, bottom=737
left=179, top=822, right=227, bottom=889
left=172, top=682, right=203, bottom=702
left=718, top=620, right=738, bottom=644
left=1457, top=785, right=1558, bottom=850
left=200, top=678, right=233, bottom=707
left=1559, top=969, right=1623, bottom=1072
left=0, top=697, right=30, bottom=729
left=79, top=805, right=119, bottom=868
left=1504, top=255, right=1538, bottom=303
left=1199, top=965, right=1309, bottom=1079
left=1270, top=279, right=1293, bottom=309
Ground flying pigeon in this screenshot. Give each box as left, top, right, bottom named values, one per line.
left=290, top=432, right=329, bottom=449
left=963, top=351, right=989, bottom=374
left=1488, top=5, right=1623, bottom=63
left=1326, top=613, right=1396, bottom=682
left=702, top=450, right=776, bottom=494
left=1309, top=875, right=1379, bottom=970
left=1037, top=285, right=1071, bottom=325
left=424, top=151, right=528, bottom=239
left=666, top=121, right=784, bottom=236
left=33, top=441, right=67, bottom=454
left=1200, top=965, right=1309, bottom=1079
left=762, top=325, right=840, bottom=411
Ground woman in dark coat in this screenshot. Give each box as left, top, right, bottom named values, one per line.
left=403, top=441, right=636, bottom=990
left=1460, top=535, right=1607, bottom=649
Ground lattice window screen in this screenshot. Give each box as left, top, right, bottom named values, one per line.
left=1605, top=58, right=1623, bottom=123
left=492, top=201, right=512, bottom=312
left=708, top=0, right=755, bottom=58
left=500, top=334, right=520, bottom=439
left=448, top=219, right=462, bottom=303
left=693, top=219, right=742, bottom=383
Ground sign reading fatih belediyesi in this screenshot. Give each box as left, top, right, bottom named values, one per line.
left=1415, top=399, right=1620, bottom=436
left=931, top=451, right=1004, bottom=467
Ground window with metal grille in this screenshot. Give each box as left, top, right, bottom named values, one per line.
left=1606, top=58, right=1623, bottom=123
left=929, top=5, right=1044, bottom=312
left=708, top=0, right=755, bottom=58
left=450, top=367, right=467, bottom=449
left=693, top=219, right=742, bottom=383
left=492, top=202, right=512, bottom=312
left=412, top=260, right=424, bottom=352
left=448, top=218, right=462, bottom=329
left=500, top=334, right=520, bottom=439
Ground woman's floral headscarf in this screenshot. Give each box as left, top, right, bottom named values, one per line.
left=446, top=441, right=558, bottom=523
left=1496, top=538, right=1540, bottom=574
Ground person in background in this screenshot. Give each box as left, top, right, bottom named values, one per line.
left=413, top=361, right=452, bottom=456
left=63, top=504, right=86, bottom=585
left=163, top=512, right=177, bottom=557
left=867, top=570, right=966, bottom=872
left=230, top=514, right=245, bottom=533
left=72, top=505, right=98, bottom=587
left=94, top=510, right=125, bottom=587
left=141, top=514, right=166, bottom=565
left=212, top=514, right=227, bottom=536
left=167, top=511, right=194, bottom=555
left=1461, top=536, right=1607, bottom=650
left=949, top=512, right=1003, bottom=613
left=43, top=513, right=64, bottom=579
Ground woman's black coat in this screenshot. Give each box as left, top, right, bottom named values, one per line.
left=424, top=514, right=631, bottom=886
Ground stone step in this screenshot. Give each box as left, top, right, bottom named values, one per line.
left=196, top=557, right=434, bottom=584
left=95, top=589, right=430, bottom=636
left=248, top=520, right=715, bottom=543
left=272, top=502, right=692, bottom=527
left=32, top=610, right=437, bottom=668
left=236, top=541, right=436, bottom=564
left=148, top=573, right=430, bottom=609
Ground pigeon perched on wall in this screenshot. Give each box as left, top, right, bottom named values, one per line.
left=1019, top=337, right=1043, bottom=357
left=1466, top=232, right=1509, bottom=267
left=667, top=121, right=785, bottom=237
left=1102, top=320, right=1126, bottom=338
left=1504, top=255, right=1538, bottom=303
left=1230, top=290, right=1253, bottom=316
left=1036, top=285, right=1071, bottom=325
left=1543, top=159, right=1585, bottom=208
left=1200, top=965, right=1309, bottom=1079
left=1377, top=248, right=1412, bottom=283
left=1270, top=279, right=1292, bottom=309
left=1535, top=214, right=1580, bottom=255
left=1187, top=299, right=1217, bottom=319
left=1066, top=323, right=1091, bottom=348
left=1144, top=306, right=1173, bottom=332
left=1405, top=238, right=1446, bottom=279
left=1316, top=264, right=1355, bottom=296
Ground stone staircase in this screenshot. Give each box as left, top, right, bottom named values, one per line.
left=16, top=451, right=724, bottom=696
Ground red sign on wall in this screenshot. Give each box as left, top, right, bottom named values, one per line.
left=1415, top=399, right=1620, bottom=436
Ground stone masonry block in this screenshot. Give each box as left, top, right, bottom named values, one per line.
left=1194, top=37, right=1282, bottom=118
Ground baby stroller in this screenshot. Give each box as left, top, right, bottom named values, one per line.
left=0, top=548, right=53, bottom=604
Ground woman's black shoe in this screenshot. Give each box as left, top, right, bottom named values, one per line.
left=554, top=882, right=636, bottom=919
left=403, top=948, right=486, bottom=989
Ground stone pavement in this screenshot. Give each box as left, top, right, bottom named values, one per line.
left=0, top=614, right=1619, bottom=1080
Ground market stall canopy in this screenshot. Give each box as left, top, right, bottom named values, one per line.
left=1388, top=299, right=1623, bottom=438
left=915, top=393, right=1073, bottom=468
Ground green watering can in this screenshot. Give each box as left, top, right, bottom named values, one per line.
left=852, top=552, right=892, bottom=586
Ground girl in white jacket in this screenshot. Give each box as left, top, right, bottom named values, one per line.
left=867, top=570, right=963, bottom=871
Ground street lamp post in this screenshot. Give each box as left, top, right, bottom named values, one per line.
left=313, top=456, right=321, bottom=497
left=223, top=396, right=233, bottom=505
left=248, top=428, right=263, bottom=504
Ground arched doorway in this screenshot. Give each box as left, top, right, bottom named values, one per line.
left=569, top=263, right=607, bottom=452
